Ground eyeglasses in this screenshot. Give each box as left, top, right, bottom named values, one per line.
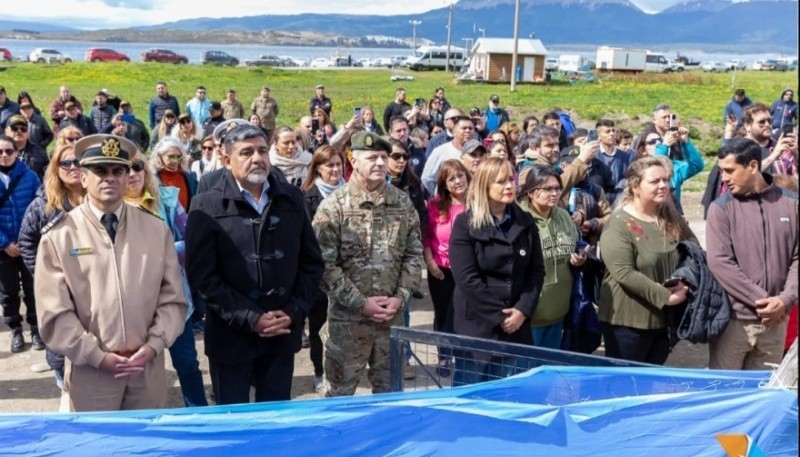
left=165, top=154, right=183, bottom=161
left=59, top=159, right=81, bottom=170
left=754, top=118, right=772, bottom=126
left=535, top=186, right=563, bottom=194
left=645, top=138, right=662, bottom=145
left=0, top=148, right=17, bottom=156
left=65, top=136, right=81, bottom=143
left=201, top=145, right=215, bottom=151
left=130, top=161, right=145, bottom=172
left=10, top=125, right=28, bottom=133
left=389, top=152, right=410, bottom=161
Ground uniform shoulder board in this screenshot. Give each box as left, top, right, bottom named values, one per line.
left=40, top=212, right=67, bottom=235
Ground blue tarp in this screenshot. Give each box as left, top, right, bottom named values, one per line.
left=1, top=366, right=796, bottom=456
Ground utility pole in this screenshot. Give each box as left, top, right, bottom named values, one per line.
left=478, top=28, right=486, bottom=38
left=445, top=2, right=453, bottom=72
left=510, top=0, right=521, bottom=91
left=409, top=20, right=422, bottom=54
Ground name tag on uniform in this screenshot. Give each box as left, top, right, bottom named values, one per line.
left=780, top=217, right=790, bottom=223
left=70, top=247, right=94, bottom=256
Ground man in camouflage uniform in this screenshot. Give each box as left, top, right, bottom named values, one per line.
left=250, top=86, right=279, bottom=142
left=312, top=131, right=423, bottom=396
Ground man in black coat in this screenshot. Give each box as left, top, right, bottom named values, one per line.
left=5, top=115, right=48, bottom=180
left=186, top=124, right=324, bottom=404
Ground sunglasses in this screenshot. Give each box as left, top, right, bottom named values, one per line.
left=59, top=159, right=81, bottom=170
left=179, top=118, right=192, bottom=124
left=165, top=154, right=183, bottom=161
left=201, top=145, right=215, bottom=151
left=130, top=161, right=146, bottom=172
left=645, top=138, right=662, bottom=145
left=65, top=136, right=81, bottom=143
left=390, top=152, right=410, bottom=161
left=10, top=125, right=28, bottom=133
left=164, top=115, right=176, bottom=119
left=754, top=118, right=772, bottom=126
left=0, top=148, right=17, bottom=156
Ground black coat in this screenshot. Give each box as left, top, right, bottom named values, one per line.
left=666, top=240, right=730, bottom=344
left=449, top=204, right=545, bottom=346
left=186, top=170, right=324, bottom=363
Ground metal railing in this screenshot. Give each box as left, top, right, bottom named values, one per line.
left=389, top=327, right=652, bottom=392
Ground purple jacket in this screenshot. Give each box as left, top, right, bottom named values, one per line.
left=706, top=175, right=798, bottom=320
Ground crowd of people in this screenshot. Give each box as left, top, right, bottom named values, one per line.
left=0, top=80, right=796, bottom=412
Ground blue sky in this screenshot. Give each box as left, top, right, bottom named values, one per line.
left=4, top=0, right=723, bottom=29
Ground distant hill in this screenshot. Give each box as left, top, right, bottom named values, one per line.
left=0, top=19, right=77, bottom=34
left=0, top=0, right=796, bottom=52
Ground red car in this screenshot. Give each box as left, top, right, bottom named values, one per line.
left=0, top=48, right=11, bottom=61
left=141, top=48, right=188, bottom=64
left=85, top=48, right=130, bottom=62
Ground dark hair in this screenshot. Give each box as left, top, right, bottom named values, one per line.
left=717, top=137, right=763, bottom=169
left=453, top=116, right=473, bottom=127
left=95, top=91, right=107, bottom=97
left=519, top=163, right=563, bottom=197
left=616, top=129, right=633, bottom=143
left=302, top=144, right=346, bottom=192
left=522, top=115, right=539, bottom=131
left=17, top=91, right=37, bottom=110
left=595, top=119, right=615, bottom=129
left=435, top=159, right=471, bottom=218
left=542, top=112, right=560, bottom=123
left=388, top=140, right=421, bottom=189
left=741, top=103, right=770, bottom=127
left=389, top=115, right=409, bottom=130
left=569, top=128, right=588, bottom=142
left=734, top=88, right=746, bottom=96
left=196, top=85, right=206, bottom=91
left=0, top=134, right=15, bottom=145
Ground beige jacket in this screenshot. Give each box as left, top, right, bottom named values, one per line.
left=35, top=202, right=187, bottom=369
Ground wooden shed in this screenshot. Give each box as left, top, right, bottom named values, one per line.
left=462, top=38, right=548, bottom=83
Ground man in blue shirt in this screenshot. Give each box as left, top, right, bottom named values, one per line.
left=484, top=94, right=509, bottom=133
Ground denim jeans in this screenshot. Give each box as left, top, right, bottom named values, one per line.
left=168, top=319, right=208, bottom=407
left=532, top=321, right=564, bottom=350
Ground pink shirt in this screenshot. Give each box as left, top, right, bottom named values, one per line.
left=423, top=196, right=466, bottom=269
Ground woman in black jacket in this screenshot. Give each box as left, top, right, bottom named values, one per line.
left=18, top=143, right=85, bottom=393
left=300, top=145, right=346, bottom=393
left=449, top=157, right=545, bottom=386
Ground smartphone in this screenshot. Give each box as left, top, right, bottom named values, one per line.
left=120, top=113, right=135, bottom=123
left=576, top=244, right=593, bottom=257
left=781, top=123, right=794, bottom=136
left=587, top=129, right=598, bottom=142
left=311, top=118, right=320, bottom=133
left=662, top=277, right=683, bottom=288
left=415, top=98, right=425, bottom=107
left=668, top=114, right=678, bottom=132
left=353, top=107, right=361, bottom=118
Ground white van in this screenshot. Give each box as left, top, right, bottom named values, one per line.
left=407, top=46, right=466, bottom=70
left=645, top=52, right=673, bottom=72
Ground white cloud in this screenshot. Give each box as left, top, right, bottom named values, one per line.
left=4, top=0, right=454, bottom=29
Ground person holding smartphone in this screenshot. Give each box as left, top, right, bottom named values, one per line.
left=519, top=164, right=586, bottom=349
left=382, top=88, right=411, bottom=132
left=599, top=157, right=695, bottom=364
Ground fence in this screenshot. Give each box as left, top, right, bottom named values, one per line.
left=389, top=326, right=653, bottom=392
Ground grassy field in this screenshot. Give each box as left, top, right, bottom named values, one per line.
left=1, top=61, right=795, bottom=190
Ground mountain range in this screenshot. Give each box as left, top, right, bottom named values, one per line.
left=1, top=0, right=797, bottom=52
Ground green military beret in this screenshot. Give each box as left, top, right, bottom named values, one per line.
left=75, top=134, right=136, bottom=167
left=350, top=131, right=392, bottom=154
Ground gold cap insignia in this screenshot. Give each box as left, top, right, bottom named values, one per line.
left=101, top=138, right=121, bottom=157
left=227, top=122, right=238, bottom=133
left=365, top=135, right=374, bottom=147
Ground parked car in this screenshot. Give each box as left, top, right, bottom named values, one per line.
left=390, top=55, right=409, bottom=67
left=752, top=59, right=773, bottom=71
left=770, top=59, right=789, bottom=71
left=0, top=48, right=12, bottom=62
left=309, top=58, right=334, bottom=68
left=726, top=59, right=747, bottom=71
left=372, top=57, right=394, bottom=68
left=244, top=54, right=283, bottom=67
left=544, top=58, right=559, bottom=71
left=141, top=48, right=188, bottom=64
left=85, top=48, right=130, bottom=62
left=778, top=58, right=798, bottom=70
left=202, top=50, right=239, bottom=66
left=701, top=61, right=729, bottom=72
left=29, top=48, right=72, bottom=63
left=278, top=56, right=297, bottom=67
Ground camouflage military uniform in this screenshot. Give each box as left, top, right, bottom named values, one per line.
left=313, top=178, right=423, bottom=396
left=250, top=96, right=279, bottom=133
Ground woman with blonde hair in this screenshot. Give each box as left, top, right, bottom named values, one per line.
left=172, top=113, right=203, bottom=159
left=149, top=109, right=177, bottom=151
left=449, top=157, right=545, bottom=386
left=499, top=122, right=521, bottom=156
left=123, top=151, right=207, bottom=407
left=55, top=126, right=83, bottom=148
left=599, top=156, right=695, bottom=364
left=18, top=143, right=86, bottom=402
